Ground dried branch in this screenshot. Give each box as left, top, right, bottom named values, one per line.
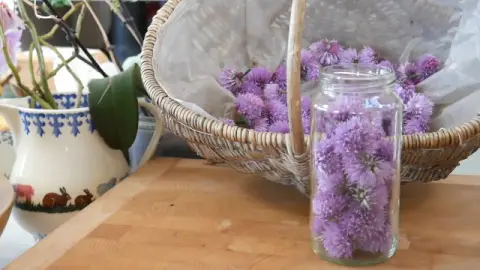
left=81, top=0, right=122, bottom=71
left=103, top=0, right=143, bottom=46
left=42, top=0, right=108, bottom=78
left=40, top=1, right=83, bottom=40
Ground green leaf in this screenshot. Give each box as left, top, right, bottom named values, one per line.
left=88, top=65, right=143, bottom=151
left=132, top=64, right=148, bottom=98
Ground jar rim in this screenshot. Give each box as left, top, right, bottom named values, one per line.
left=320, top=64, right=396, bottom=93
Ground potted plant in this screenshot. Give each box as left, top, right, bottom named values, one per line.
left=0, top=0, right=162, bottom=239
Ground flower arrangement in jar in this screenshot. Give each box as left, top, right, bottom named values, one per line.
left=217, top=38, right=440, bottom=265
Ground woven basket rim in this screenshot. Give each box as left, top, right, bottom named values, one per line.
left=141, top=0, right=480, bottom=150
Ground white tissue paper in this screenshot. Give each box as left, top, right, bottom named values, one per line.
left=152, top=0, right=480, bottom=129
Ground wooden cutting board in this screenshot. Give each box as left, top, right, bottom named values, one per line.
left=6, top=158, right=480, bottom=269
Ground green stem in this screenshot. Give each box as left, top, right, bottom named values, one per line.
left=18, top=0, right=57, bottom=109
left=0, top=22, right=51, bottom=109
left=75, top=4, right=86, bottom=38
left=46, top=55, right=76, bottom=80
left=28, top=43, right=41, bottom=92
left=40, top=2, right=83, bottom=40
left=41, top=41, right=84, bottom=107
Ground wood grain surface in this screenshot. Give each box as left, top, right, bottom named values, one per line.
left=6, top=158, right=480, bottom=270
left=0, top=174, right=13, bottom=238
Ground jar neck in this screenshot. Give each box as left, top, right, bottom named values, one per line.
left=320, top=64, right=396, bottom=94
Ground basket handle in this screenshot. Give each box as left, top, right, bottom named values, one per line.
left=286, top=0, right=307, bottom=156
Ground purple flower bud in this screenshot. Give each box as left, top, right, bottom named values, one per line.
left=235, top=93, right=265, bottom=122
left=0, top=3, right=24, bottom=31
left=322, top=222, right=354, bottom=259
left=0, top=4, right=23, bottom=75
left=339, top=48, right=360, bottom=65
left=416, top=54, right=440, bottom=80
left=271, top=64, right=287, bottom=90
left=404, top=118, right=429, bottom=135
left=333, top=117, right=382, bottom=155
left=301, top=96, right=311, bottom=118
left=240, top=81, right=263, bottom=96
left=375, top=139, right=394, bottom=162
left=327, top=96, right=366, bottom=123
left=301, top=49, right=320, bottom=81
left=302, top=115, right=311, bottom=134
left=313, top=139, right=344, bottom=176
left=253, top=117, right=269, bottom=132
left=394, top=84, right=415, bottom=104
left=267, top=99, right=288, bottom=122
left=378, top=60, right=395, bottom=72
left=263, top=83, right=281, bottom=101
left=405, top=93, right=433, bottom=122
left=218, top=68, right=244, bottom=93
left=403, top=93, right=433, bottom=134
left=397, top=62, right=422, bottom=85
left=245, top=67, right=272, bottom=86
left=310, top=39, right=343, bottom=66
left=269, top=121, right=290, bottom=133
left=359, top=46, right=378, bottom=64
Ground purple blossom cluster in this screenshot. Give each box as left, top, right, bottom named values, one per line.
left=312, top=103, right=396, bottom=260
left=217, top=39, right=439, bottom=136
left=0, top=3, right=24, bottom=75
left=395, top=56, right=437, bottom=135
left=218, top=66, right=310, bottom=133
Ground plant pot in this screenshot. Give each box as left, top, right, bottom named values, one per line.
left=20, top=1, right=112, bottom=50
left=0, top=93, right=163, bottom=236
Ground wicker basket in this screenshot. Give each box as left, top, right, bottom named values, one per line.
left=141, top=0, right=480, bottom=195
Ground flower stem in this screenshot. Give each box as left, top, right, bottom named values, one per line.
left=75, top=3, right=86, bottom=38
left=40, top=1, right=83, bottom=40
left=28, top=43, right=41, bottom=92
left=81, top=0, right=123, bottom=71
left=41, top=0, right=108, bottom=78
left=18, top=0, right=57, bottom=109
left=0, top=21, right=52, bottom=109
left=41, top=40, right=84, bottom=107
left=46, top=55, right=76, bottom=80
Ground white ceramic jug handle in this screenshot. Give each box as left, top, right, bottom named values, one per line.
left=136, top=99, right=165, bottom=168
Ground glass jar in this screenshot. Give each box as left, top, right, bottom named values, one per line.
left=310, top=64, right=402, bottom=266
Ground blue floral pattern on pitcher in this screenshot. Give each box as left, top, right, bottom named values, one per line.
left=19, top=94, right=95, bottom=137
left=21, top=94, right=152, bottom=137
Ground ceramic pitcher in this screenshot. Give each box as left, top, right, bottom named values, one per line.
left=0, top=93, right=163, bottom=236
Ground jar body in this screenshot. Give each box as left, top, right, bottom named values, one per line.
left=310, top=65, right=402, bottom=266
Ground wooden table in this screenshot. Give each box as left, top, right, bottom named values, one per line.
left=6, top=158, right=480, bottom=269
left=0, top=174, right=13, bottom=238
